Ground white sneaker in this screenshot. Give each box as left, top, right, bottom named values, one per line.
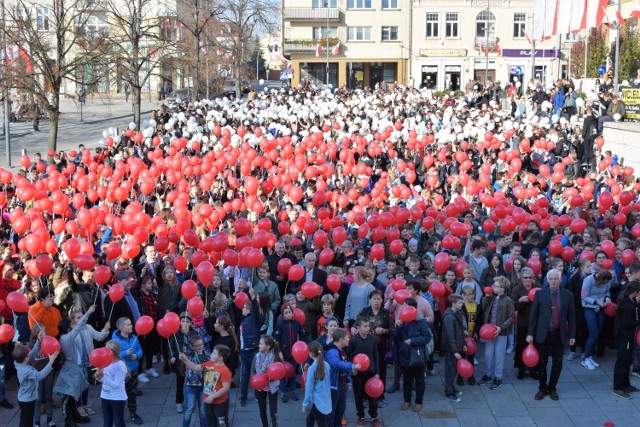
left=566, top=351, right=575, bottom=361
left=474, top=359, right=478, bottom=366
left=588, top=357, right=600, bottom=368
left=147, top=368, right=160, bottom=378
left=176, top=403, right=183, bottom=413
left=152, top=355, right=158, bottom=364
left=581, top=359, right=596, bottom=370
left=506, top=345, right=514, bottom=354
left=138, top=373, right=150, bottom=383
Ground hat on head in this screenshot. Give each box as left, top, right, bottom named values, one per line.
left=180, top=312, right=192, bottom=320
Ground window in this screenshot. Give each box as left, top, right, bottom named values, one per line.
left=36, top=7, right=49, bottom=31
left=312, top=26, right=338, bottom=39
left=382, top=0, right=398, bottom=8
left=348, top=26, right=372, bottom=41
left=425, top=13, right=439, bottom=38
left=313, top=0, right=337, bottom=7
left=513, top=13, right=526, bottom=38
left=381, top=26, right=398, bottom=41
left=564, top=32, right=579, bottom=42
left=445, top=12, right=459, bottom=38
left=348, top=0, right=371, bottom=9
left=475, top=10, right=495, bottom=38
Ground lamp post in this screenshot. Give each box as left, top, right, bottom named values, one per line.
left=2, top=1, right=11, bottom=168
left=613, top=0, right=621, bottom=92
left=325, top=1, right=330, bottom=86
left=484, top=3, right=491, bottom=86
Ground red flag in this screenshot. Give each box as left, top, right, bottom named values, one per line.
left=315, top=43, right=323, bottom=57
left=616, top=11, right=625, bottom=27
left=330, top=42, right=340, bottom=56
left=494, top=41, right=502, bottom=56
left=632, top=6, right=640, bottom=19
left=18, top=43, right=32, bottom=73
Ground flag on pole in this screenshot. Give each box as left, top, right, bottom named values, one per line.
left=18, top=43, right=32, bottom=73
left=494, top=41, right=502, bottom=56
left=632, top=5, right=640, bottom=19
left=315, top=43, right=323, bottom=57
left=330, top=42, right=340, bottom=56
left=616, top=10, right=626, bottom=27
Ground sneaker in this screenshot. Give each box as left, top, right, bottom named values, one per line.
left=290, top=392, right=299, bottom=401
left=468, top=377, right=477, bottom=386
left=77, top=407, right=88, bottom=417
left=130, top=414, right=144, bottom=424
left=48, top=422, right=57, bottom=427
left=281, top=392, right=288, bottom=403
left=83, top=406, right=96, bottom=415
left=566, top=351, right=575, bottom=361
left=473, top=359, right=479, bottom=366
left=378, top=399, right=386, bottom=408
left=581, top=359, right=596, bottom=371
left=624, top=385, right=640, bottom=393
left=506, top=345, right=514, bottom=354
left=152, top=355, right=158, bottom=364
left=426, top=369, right=435, bottom=376
left=490, top=379, right=503, bottom=390
left=146, top=368, right=160, bottom=378
left=372, top=419, right=383, bottom=427
left=176, top=403, right=183, bottom=413
left=631, top=371, right=640, bottom=378
left=446, top=394, right=461, bottom=402
left=357, top=418, right=365, bottom=427
left=478, top=375, right=492, bottom=386
left=453, top=390, right=463, bottom=396
left=138, top=373, right=150, bottom=383
left=612, top=389, right=632, bottom=400
left=588, top=357, right=600, bottom=368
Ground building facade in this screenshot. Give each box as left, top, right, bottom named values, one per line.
left=283, top=0, right=410, bottom=88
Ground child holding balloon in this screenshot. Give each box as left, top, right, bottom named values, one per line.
left=111, top=316, right=144, bottom=424
left=275, top=302, right=308, bottom=402
left=94, top=340, right=128, bottom=427
left=326, top=328, right=360, bottom=427
left=13, top=342, right=59, bottom=427
left=347, top=317, right=381, bottom=427
left=251, top=335, right=281, bottom=427
left=28, top=323, right=56, bottom=427
left=441, top=294, right=466, bottom=403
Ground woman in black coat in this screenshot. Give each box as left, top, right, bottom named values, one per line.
left=613, top=281, right=640, bottom=396
left=567, top=259, right=591, bottom=360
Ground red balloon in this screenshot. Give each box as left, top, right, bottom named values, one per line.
left=109, top=284, right=125, bottom=303
left=293, top=308, right=306, bottom=325
left=234, top=292, right=249, bottom=309
left=73, top=254, right=96, bottom=271
left=434, top=252, right=451, bottom=275
left=288, top=265, right=305, bottom=281
left=283, top=361, right=296, bottom=379
left=326, top=274, right=341, bottom=293
left=391, top=279, right=406, bottom=291
left=63, top=238, right=81, bottom=259
left=156, top=318, right=171, bottom=338
left=196, top=261, right=215, bottom=287
left=187, top=297, right=205, bottom=317
left=6, top=292, right=29, bottom=313
left=267, top=362, right=286, bottom=381
left=457, top=359, right=474, bottom=378
left=522, top=344, right=540, bottom=368
left=35, top=254, right=53, bottom=275
left=369, top=243, right=385, bottom=261
left=292, top=341, right=309, bottom=365
left=0, top=324, right=13, bottom=344
left=174, top=256, right=188, bottom=273
left=94, top=265, right=111, bottom=285
left=301, top=282, right=321, bottom=299
left=561, top=247, right=576, bottom=263
left=394, top=289, right=411, bottom=305
left=364, top=377, right=384, bottom=398
left=40, top=336, right=61, bottom=356
left=399, top=306, right=417, bottom=323
left=181, top=280, right=198, bottom=300
left=429, top=281, right=445, bottom=298
left=528, top=287, right=541, bottom=302
left=604, top=303, right=617, bottom=317
left=621, top=249, right=637, bottom=266
left=89, top=347, right=114, bottom=369
left=277, top=258, right=293, bottom=276
left=163, top=312, right=180, bottom=334
left=484, top=286, right=493, bottom=296
left=135, top=316, right=155, bottom=336
left=250, top=373, right=270, bottom=390
left=479, top=324, right=498, bottom=341
left=601, top=240, right=616, bottom=258
left=353, top=353, right=370, bottom=371
left=526, top=258, right=542, bottom=277
left=464, top=336, right=477, bottom=356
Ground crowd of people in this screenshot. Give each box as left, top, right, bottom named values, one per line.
left=0, top=78, right=639, bottom=427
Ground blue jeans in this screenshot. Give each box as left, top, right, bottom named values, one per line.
left=484, top=335, right=508, bottom=380
left=183, top=385, right=206, bottom=427
left=584, top=309, right=605, bottom=359
left=240, top=349, right=257, bottom=401
left=101, top=398, right=126, bottom=427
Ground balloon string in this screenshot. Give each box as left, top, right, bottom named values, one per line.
left=108, top=303, right=115, bottom=322
left=27, top=310, right=39, bottom=326
left=93, top=288, right=99, bottom=306
left=173, top=334, right=180, bottom=352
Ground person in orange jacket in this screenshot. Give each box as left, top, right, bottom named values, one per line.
left=28, top=288, right=62, bottom=337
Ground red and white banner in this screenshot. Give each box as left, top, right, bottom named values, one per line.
left=330, top=42, right=340, bottom=56
left=533, top=0, right=608, bottom=40
left=315, top=43, right=323, bottom=57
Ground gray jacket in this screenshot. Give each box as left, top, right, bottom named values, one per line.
left=53, top=310, right=92, bottom=399
left=15, top=362, right=53, bottom=402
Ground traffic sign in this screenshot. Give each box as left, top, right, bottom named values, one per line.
left=598, top=65, right=606, bottom=75
left=514, top=66, right=523, bottom=76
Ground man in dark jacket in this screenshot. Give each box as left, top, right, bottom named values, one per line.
left=612, top=281, right=640, bottom=398
left=266, top=240, right=297, bottom=297
left=441, top=294, right=466, bottom=402
left=527, top=269, right=575, bottom=401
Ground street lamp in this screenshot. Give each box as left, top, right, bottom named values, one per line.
left=1, top=1, right=11, bottom=168
left=325, top=1, right=330, bottom=86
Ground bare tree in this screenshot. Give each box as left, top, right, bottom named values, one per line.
left=3, top=0, right=107, bottom=156
left=104, top=0, right=175, bottom=128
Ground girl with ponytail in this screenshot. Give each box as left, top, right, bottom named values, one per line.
left=302, top=341, right=331, bottom=427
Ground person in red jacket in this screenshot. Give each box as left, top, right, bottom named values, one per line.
left=0, top=263, right=20, bottom=322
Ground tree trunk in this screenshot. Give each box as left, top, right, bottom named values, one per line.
left=47, top=111, right=60, bottom=162
left=133, top=85, right=141, bottom=129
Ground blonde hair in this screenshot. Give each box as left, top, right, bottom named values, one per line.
left=493, top=276, right=510, bottom=291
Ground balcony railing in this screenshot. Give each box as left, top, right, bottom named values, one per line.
left=284, top=38, right=340, bottom=53
left=475, top=36, right=497, bottom=49
left=284, top=8, right=340, bottom=21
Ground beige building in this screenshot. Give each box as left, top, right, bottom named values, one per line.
left=283, top=0, right=410, bottom=88
left=411, top=0, right=568, bottom=91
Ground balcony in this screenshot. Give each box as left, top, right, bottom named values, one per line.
left=284, top=38, right=340, bottom=53
left=284, top=8, right=340, bottom=21
left=475, top=36, right=497, bottom=50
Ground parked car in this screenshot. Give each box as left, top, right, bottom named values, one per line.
left=223, top=79, right=251, bottom=97
left=163, top=88, right=192, bottom=109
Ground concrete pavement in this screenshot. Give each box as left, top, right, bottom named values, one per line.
left=0, top=344, right=638, bottom=426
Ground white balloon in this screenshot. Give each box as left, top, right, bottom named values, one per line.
left=259, top=79, right=265, bottom=85
left=128, top=122, right=136, bottom=130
